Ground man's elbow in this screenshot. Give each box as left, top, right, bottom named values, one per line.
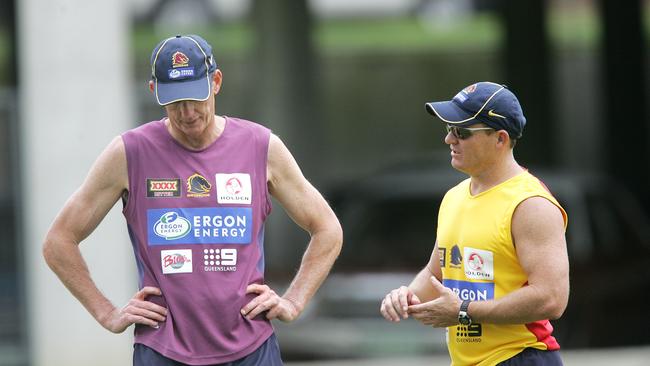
left=547, top=289, right=569, bottom=320
left=42, top=230, right=71, bottom=270
left=42, top=234, right=57, bottom=269
left=328, top=220, right=344, bottom=257
left=547, top=304, right=566, bottom=320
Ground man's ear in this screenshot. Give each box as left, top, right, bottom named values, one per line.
left=497, top=130, right=509, bottom=146
left=148, top=80, right=155, bottom=93
left=213, top=69, right=223, bottom=94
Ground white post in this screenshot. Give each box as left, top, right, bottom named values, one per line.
left=18, top=1, right=136, bottom=365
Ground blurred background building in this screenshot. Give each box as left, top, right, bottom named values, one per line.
left=0, top=0, right=649, bottom=365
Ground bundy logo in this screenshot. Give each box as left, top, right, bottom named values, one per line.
left=147, top=178, right=181, bottom=198
left=216, top=173, right=252, bottom=204
left=153, top=212, right=191, bottom=240
left=187, top=173, right=211, bottom=197
left=161, top=249, right=192, bottom=274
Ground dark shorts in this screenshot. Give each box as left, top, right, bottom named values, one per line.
left=497, top=347, right=563, bottom=366
left=133, top=334, right=283, bottom=366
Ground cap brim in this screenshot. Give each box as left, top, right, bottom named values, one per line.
left=155, top=75, right=211, bottom=106
left=425, top=101, right=477, bottom=126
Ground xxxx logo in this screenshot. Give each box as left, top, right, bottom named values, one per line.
left=147, top=178, right=181, bottom=198
left=151, top=181, right=178, bottom=190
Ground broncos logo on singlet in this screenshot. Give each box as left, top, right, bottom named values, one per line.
left=187, top=173, right=211, bottom=195
left=450, top=244, right=463, bottom=266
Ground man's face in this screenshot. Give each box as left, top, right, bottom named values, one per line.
left=159, top=71, right=222, bottom=142
left=164, top=96, right=215, bottom=140
left=444, top=123, right=498, bottom=175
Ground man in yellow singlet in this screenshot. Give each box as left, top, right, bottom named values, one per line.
left=380, top=82, right=569, bottom=366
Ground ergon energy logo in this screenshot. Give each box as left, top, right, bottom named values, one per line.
left=147, top=207, right=252, bottom=246
left=154, top=212, right=191, bottom=240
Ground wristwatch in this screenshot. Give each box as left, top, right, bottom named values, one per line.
left=458, top=299, right=472, bottom=325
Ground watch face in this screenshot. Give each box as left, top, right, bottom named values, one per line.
left=459, top=311, right=471, bottom=325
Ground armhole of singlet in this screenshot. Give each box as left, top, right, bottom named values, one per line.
left=121, top=133, right=137, bottom=218
left=263, top=129, right=273, bottom=217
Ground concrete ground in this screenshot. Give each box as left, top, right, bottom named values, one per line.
left=286, top=346, right=650, bottom=366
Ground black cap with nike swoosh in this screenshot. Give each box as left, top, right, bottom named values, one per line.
left=425, top=81, right=526, bottom=139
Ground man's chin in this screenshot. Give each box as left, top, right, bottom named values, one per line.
left=450, top=160, right=469, bottom=174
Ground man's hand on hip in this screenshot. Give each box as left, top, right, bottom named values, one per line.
left=242, top=283, right=302, bottom=322
left=99, top=286, right=167, bottom=333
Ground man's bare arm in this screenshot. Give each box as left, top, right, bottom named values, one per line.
left=241, top=134, right=343, bottom=321
left=43, top=136, right=167, bottom=332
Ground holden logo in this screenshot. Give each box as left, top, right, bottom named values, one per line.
left=225, top=177, right=243, bottom=195
left=154, top=212, right=191, bottom=240
left=467, top=253, right=484, bottom=271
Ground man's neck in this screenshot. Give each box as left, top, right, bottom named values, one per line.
left=469, top=157, right=524, bottom=195
left=167, top=115, right=226, bottom=151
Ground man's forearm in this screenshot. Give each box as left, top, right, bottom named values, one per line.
left=281, top=227, right=342, bottom=311
left=409, top=266, right=441, bottom=302
left=469, top=284, right=566, bottom=325
left=43, top=238, right=116, bottom=326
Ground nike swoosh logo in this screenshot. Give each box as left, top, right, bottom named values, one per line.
left=488, top=109, right=506, bottom=119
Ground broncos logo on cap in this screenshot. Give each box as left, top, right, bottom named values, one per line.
left=187, top=173, right=211, bottom=196
left=172, top=51, right=189, bottom=68
left=462, top=84, right=477, bottom=94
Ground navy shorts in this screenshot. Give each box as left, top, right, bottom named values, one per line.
left=133, top=334, right=283, bottom=366
left=497, top=347, right=563, bottom=366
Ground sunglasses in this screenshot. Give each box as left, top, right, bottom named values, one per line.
left=445, top=125, right=494, bottom=140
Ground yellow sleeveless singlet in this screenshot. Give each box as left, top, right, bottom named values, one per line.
left=437, top=170, right=567, bottom=366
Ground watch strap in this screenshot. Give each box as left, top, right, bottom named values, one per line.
left=460, top=299, right=471, bottom=312
left=458, top=299, right=472, bottom=325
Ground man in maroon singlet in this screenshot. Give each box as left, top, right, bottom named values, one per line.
left=43, top=34, right=343, bottom=366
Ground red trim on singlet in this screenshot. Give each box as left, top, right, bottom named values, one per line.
left=520, top=280, right=561, bottom=351
left=525, top=320, right=561, bottom=350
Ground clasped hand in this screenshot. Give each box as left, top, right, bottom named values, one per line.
left=380, top=276, right=461, bottom=328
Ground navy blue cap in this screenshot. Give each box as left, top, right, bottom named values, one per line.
left=425, top=82, right=526, bottom=139
left=150, top=35, right=217, bottom=106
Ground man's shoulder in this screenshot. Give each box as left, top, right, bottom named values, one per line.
left=122, top=119, right=164, bottom=138
left=226, top=116, right=270, bottom=132
left=224, top=116, right=272, bottom=143
left=440, top=178, right=470, bottom=206
left=121, top=119, right=167, bottom=150
left=447, top=177, right=471, bottom=193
